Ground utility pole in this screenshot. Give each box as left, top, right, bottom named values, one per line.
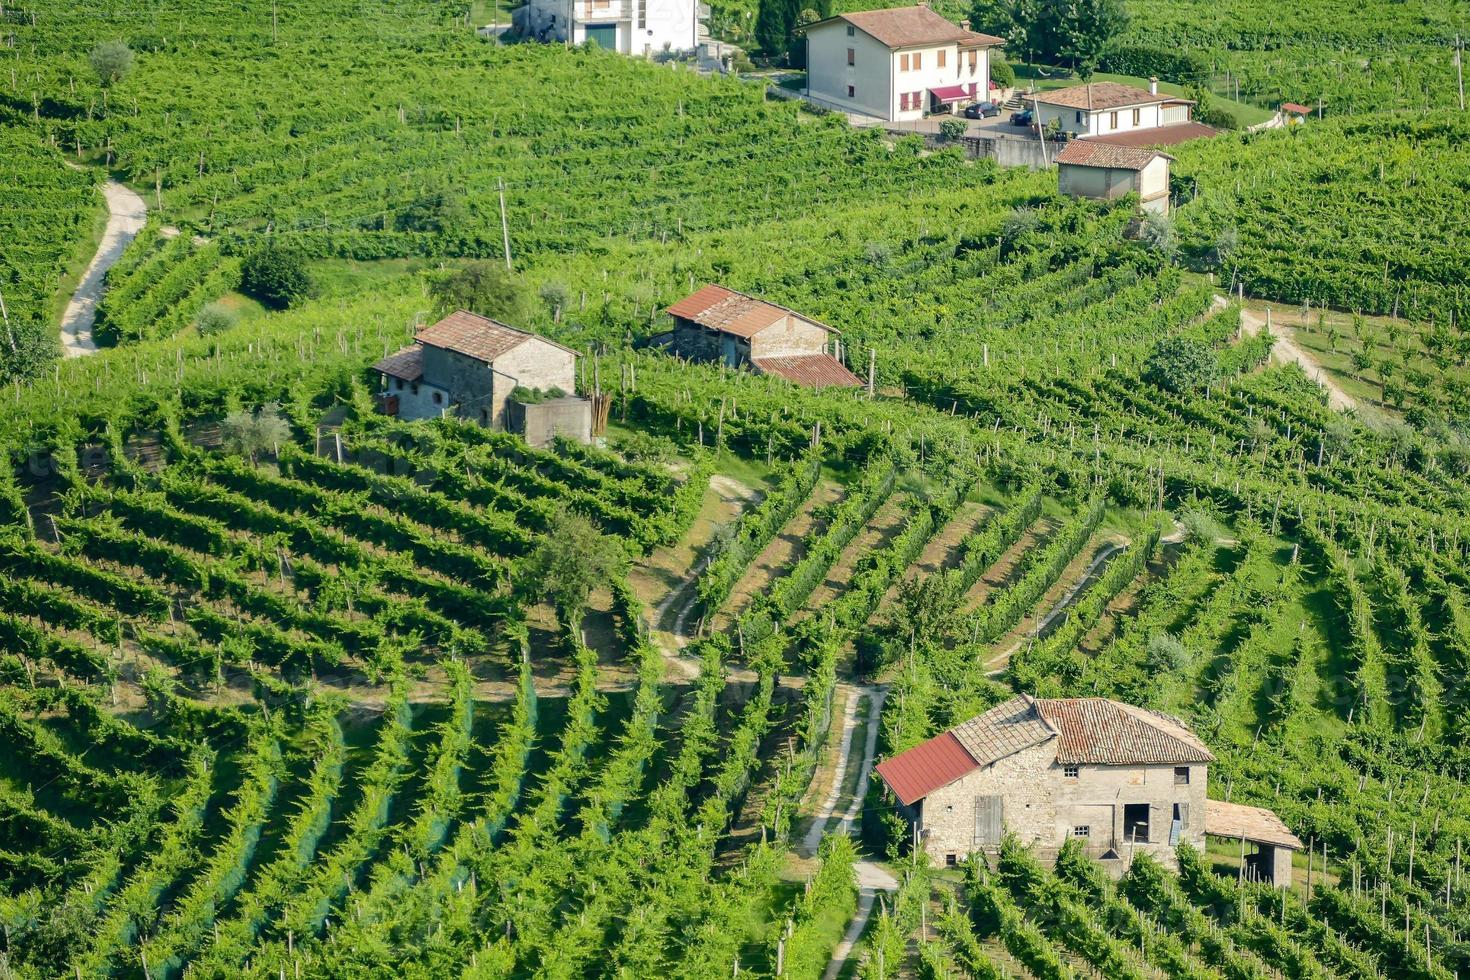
left=497, top=178, right=513, bottom=271
left=1456, top=35, right=1465, bottom=111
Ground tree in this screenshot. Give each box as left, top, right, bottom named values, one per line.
left=394, top=187, right=468, bottom=234
left=939, top=118, right=968, bottom=142
left=220, top=402, right=292, bottom=464
left=426, top=261, right=530, bottom=322
left=539, top=280, right=571, bottom=321
left=790, top=8, right=821, bottom=69
left=989, top=56, right=1016, bottom=89
left=1137, top=210, right=1177, bottom=262
left=1032, top=0, right=1128, bottom=68
left=1143, top=336, right=1218, bottom=393
left=89, top=40, right=134, bottom=87
left=971, top=0, right=1043, bottom=65
left=754, top=0, right=800, bottom=60
left=518, top=506, right=627, bottom=623
left=240, top=245, right=312, bottom=309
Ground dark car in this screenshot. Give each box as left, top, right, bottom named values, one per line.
left=1009, top=108, right=1034, bottom=127
left=963, top=101, right=1001, bottom=119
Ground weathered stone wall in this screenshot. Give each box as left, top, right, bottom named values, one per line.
left=509, top=397, right=592, bottom=447
left=915, top=742, right=1208, bottom=871
left=749, top=315, right=830, bottom=359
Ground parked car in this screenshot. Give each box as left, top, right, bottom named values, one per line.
left=963, top=101, right=1000, bottom=119
left=1009, top=109, right=1033, bottom=127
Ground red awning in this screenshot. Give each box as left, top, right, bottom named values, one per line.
left=929, top=85, right=971, bottom=103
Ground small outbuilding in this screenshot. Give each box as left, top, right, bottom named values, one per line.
left=1055, top=140, right=1173, bottom=214
left=663, top=285, right=862, bottom=388
left=1204, top=799, right=1304, bottom=889
left=1281, top=102, right=1312, bottom=124
left=372, top=310, right=590, bottom=446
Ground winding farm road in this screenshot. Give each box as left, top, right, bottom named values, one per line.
left=60, top=179, right=147, bottom=358
left=1237, top=304, right=1357, bottom=412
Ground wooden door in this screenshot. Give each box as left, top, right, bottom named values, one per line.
left=974, top=796, right=1003, bottom=845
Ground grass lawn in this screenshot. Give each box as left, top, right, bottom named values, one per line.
left=1012, top=64, right=1275, bottom=127
left=470, top=0, right=522, bottom=27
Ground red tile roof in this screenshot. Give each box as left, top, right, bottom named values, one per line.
left=876, top=732, right=979, bottom=807
left=373, top=345, right=424, bottom=382
left=1083, top=122, right=1220, bottom=148
left=667, top=285, right=837, bottom=340
left=1030, top=81, right=1181, bottom=111
left=813, top=6, right=996, bottom=48
left=1281, top=102, right=1312, bottom=115
left=1055, top=140, right=1171, bottom=171
left=1205, top=800, right=1304, bottom=849
left=751, top=354, right=863, bottom=388
left=414, top=310, right=577, bottom=364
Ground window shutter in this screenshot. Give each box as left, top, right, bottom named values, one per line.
left=975, top=796, right=1002, bottom=844
left=1150, top=804, right=1165, bottom=843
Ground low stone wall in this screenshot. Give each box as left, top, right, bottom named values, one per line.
left=508, top=397, right=592, bottom=447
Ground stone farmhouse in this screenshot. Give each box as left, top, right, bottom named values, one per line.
left=662, top=285, right=862, bottom=388
left=877, top=695, right=1214, bottom=871
left=1055, top=141, right=1173, bottom=214
left=373, top=310, right=591, bottom=446
left=1028, top=80, right=1200, bottom=142
left=876, top=694, right=1302, bottom=885
left=801, top=5, right=1003, bottom=122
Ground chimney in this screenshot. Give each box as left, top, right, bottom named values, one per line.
left=1149, top=76, right=1158, bottom=96
left=960, top=18, right=970, bottom=29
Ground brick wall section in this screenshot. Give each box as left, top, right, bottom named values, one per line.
left=916, top=740, right=1208, bottom=871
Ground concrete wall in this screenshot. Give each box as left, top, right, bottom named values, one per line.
left=1138, top=155, right=1169, bottom=200
left=749, top=315, right=829, bottom=359
left=912, top=740, right=1208, bottom=871
left=807, top=20, right=892, bottom=119
left=1058, top=162, right=1137, bottom=200
left=509, top=397, right=592, bottom=447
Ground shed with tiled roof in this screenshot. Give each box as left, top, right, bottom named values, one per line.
left=664, top=285, right=859, bottom=389
left=1057, top=138, right=1174, bottom=214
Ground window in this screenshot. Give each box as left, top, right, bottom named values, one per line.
left=913, top=51, right=922, bottom=69
left=937, top=48, right=946, bottom=68
left=1132, top=107, right=1141, bottom=125
left=1073, top=826, right=1091, bottom=838
left=410, top=382, right=420, bottom=395
left=899, top=53, right=909, bottom=71
left=967, top=49, right=977, bottom=69
left=899, top=92, right=909, bottom=110
left=431, top=391, right=443, bottom=405
left=1109, top=110, right=1118, bottom=129
left=1075, top=110, right=1083, bottom=124
left=1124, top=802, right=1151, bottom=843
left=1063, top=765, right=1079, bottom=779
left=846, top=23, right=855, bottom=35
left=847, top=47, right=854, bottom=65
left=1174, top=766, right=1191, bottom=785
left=945, top=853, right=958, bottom=867
left=847, top=84, right=855, bottom=98
left=394, top=378, right=404, bottom=391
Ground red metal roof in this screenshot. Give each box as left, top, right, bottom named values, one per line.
left=751, top=354, right=862, bottom=388
left=1083, top=122, right=1220, bottom=148
left=876, top=732, right=979, bottom=807
left=1281, top=102, right=1311, bottom=115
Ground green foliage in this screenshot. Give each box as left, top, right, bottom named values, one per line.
left=219, top=402, right=292, bottom=462
left=240, top=245, right=312, bottom=309
left=88, top=40, right=134, bottom=86
left=518, top=503, right=628, bottom=622
left=425, top=260, right=529, bottom=322
left=1144, top=335, right=1219, bottom=393
left=194, top=301, right=239, bottom=336
left=939, top=118, right=969, bottom=142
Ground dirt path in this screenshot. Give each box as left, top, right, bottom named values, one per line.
left=61, top=179, right=147, bottom=358
left=812, top=684, right=894, bottom=980
left=713, top=480, right=843, bottom=632
left=1238, top=304, right=1357, bottom=412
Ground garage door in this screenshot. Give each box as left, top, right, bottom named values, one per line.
left=585, top=23, right=617, bottom=50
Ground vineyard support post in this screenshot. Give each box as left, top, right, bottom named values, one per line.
left=498, top=178, right=513, bottom=271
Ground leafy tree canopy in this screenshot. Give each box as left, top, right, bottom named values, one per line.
left=240, top=245, right=313, bottom=309
left=425, top=261, right=530, bottom=323
left=1143, top=335, right=1219, bottom=394
left=518, top=506, right=627, bottom=623
left=89, top=40, right=134, bottom=87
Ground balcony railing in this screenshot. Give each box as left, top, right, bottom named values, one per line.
left=580, top=0, right=631, bottom=20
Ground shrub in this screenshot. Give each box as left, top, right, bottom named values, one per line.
left=89, top=40, right=134, bottom=86
left=240, top=246, right=312, bottom=309
left=939, top=117, right=968, bottom=142
left=1143, top=335, right=1219, bottom=393
left=990, top=57, right=1015, bottom=89
left=194, top=302, right=238, bottom=336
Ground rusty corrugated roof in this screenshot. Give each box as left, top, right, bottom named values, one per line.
left=1205, top=799, right=1303, bottom=849
left=875, top=732, right=979, bottom=807
left=373, top=345, right=423, bottom=382
left=751, top=354, right=862, bottom=388
left=667, top=284, right=835, bottom=340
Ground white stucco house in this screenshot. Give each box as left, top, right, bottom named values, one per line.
left=1028, top=80, right=1194, bottom=139
left=517, top=0, right=705, bottom=56
left=800, top=4, right=1003, bottom=122
left=1055, top=141, right=1173, bottom=214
